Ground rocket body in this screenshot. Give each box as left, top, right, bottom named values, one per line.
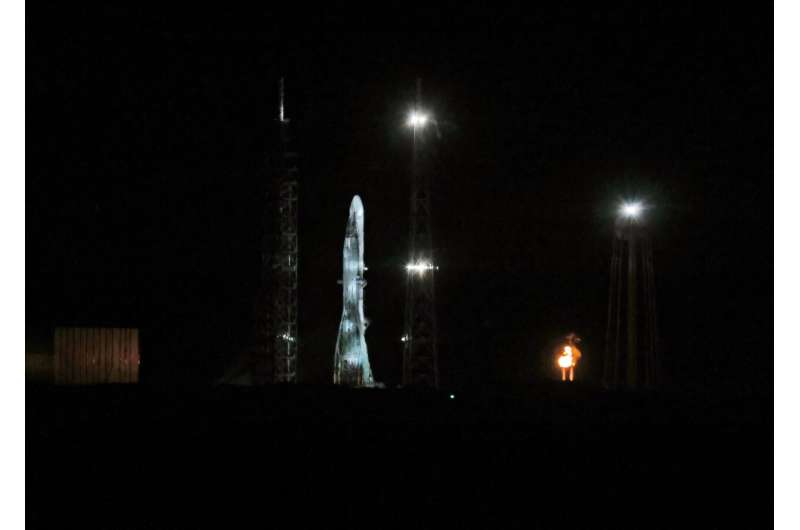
left=333, top=196, right=374, bottom=386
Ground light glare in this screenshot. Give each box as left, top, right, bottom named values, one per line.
left=407, top=111, right=429, bottom=128
left=406, top=261, right=435, bottom=274
left=620, top=202, right=643, bottom=219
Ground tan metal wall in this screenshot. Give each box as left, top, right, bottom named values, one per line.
left=26, top=353, right=55, bottom=383
left=54, top=327, right=140, bottom=384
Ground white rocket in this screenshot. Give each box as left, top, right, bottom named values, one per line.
left=333, top=195, right=374, bottom=386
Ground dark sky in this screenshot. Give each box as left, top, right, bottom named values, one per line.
left=27, top=6, right=772, bottom=390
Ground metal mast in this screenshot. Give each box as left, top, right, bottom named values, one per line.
left=603, top=205, right=658, bottom=389
left=402, top=78, right=439, bottom=388
left=273, top=77, right=299, bottom=383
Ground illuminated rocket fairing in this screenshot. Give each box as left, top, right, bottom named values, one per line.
left=333, top=195, right=374, bottom=386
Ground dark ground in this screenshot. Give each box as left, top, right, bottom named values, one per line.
left=27, top=382, right=769, bottom=529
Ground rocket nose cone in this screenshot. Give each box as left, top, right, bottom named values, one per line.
left=350, top=195, right=364, bottom=214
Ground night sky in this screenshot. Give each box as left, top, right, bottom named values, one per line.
left=27, top=6, right=772, bottom=391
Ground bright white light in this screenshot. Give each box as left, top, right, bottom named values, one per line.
left=558, top=354, right=574, bottom=368
left=406, top=261, right=435, bottom=274
left=401, top=334, right=410, bottom=342
left=280, top=332, right=296, bottom=343
left=407, top=111, right=429, bottom=128
left=620, top=202, right=643, bottom=219
left=449, top=394, right=455, bottom=400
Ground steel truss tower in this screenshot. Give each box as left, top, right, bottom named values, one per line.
left=604, top=214, right=658, bottom=389
left=403, top=79, right=439, bottom=388
left=252, top=210, right=273, bottom=384
left=272, top=77, right=299, bottom=383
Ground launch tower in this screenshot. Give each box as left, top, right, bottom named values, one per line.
left=402, top=79, right=439, bottom=388
left=272, top=78, right=299, bottom=383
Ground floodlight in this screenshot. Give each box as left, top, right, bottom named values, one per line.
left=620, top=202, right=643, bottom=219
left=406, top=261, right=435, bottom=274
left=407, top=111, right=429, bottom=128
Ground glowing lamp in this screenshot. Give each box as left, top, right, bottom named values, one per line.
left=406, top=261, right=435, bottom=274
left=558, top=354, right=574, bottom=369
left=407, top=111, right=429, bottom=128
left=620, top=202, right=643, bottom=219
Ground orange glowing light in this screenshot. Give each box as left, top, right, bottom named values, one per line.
left=556, top=344, right=581, bottom=369
left=558, top=354, right=573, bottom=368
left=556, top=337, right=582, bottom=381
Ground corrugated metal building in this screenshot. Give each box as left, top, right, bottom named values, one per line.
left=26, top=352, right=55, bottom=383
left=54, top=327, right=140, bottom=384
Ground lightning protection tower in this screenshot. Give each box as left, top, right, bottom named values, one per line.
left=402, top=78, right=439, bottom=388
left=604, top=202, right=658, bottom=389
left=272, top=77, right=299, bottom=383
